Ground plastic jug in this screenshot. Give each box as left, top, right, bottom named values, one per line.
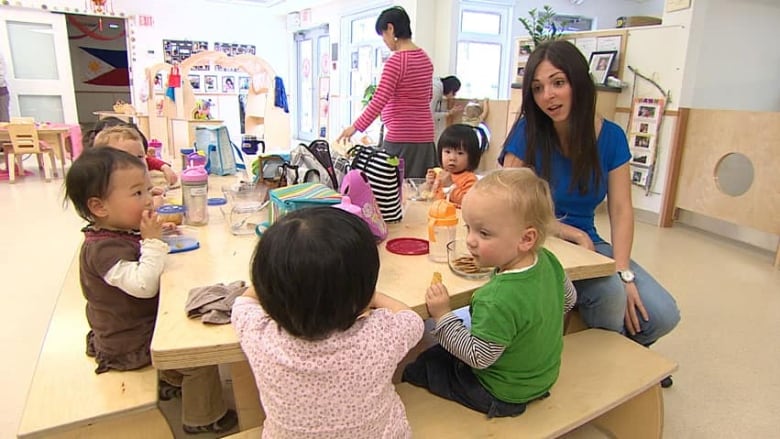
left=181, top=166, right=209, bottom=226
left=427, top=199, right=458, bottom=262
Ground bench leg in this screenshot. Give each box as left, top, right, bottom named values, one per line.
left=591, top=384, right=664, bottom=439
left=230, top=360, right=265, bottom=431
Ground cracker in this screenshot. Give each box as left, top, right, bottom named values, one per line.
left=431, top=271, right=443, bottom=285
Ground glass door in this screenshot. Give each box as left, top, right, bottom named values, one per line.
left=0, top=8, right=77, bottom=123
left=295, top=25, right=329, bottom=142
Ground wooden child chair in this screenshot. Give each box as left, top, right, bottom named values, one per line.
left=5, top=122, right=57, bottom=183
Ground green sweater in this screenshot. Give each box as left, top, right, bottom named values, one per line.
left=470, top=248, right=565, bottom=403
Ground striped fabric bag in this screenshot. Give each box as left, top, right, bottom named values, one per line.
left=347, top=145, right=403, bottom=223
left=268, top=183, right=342, bottom=223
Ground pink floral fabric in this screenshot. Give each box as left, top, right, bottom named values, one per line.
left=232, top=296, right=424, bottom=438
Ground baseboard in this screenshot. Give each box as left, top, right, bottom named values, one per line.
left=676, top=209, right=778, bottom=252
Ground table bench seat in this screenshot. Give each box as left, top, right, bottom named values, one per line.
left=398, top=329, right=677, bottom=438
left=224, top=329, right=676, bottom=438
left=17, top=254, right=172, bottom=439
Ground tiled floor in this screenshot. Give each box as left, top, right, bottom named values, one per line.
left=3, top=163, right=779, bottom=438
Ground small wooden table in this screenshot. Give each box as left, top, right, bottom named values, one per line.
left=150, top=197, right=615, bottom=429
left=0, top=124, right=79, bottom=176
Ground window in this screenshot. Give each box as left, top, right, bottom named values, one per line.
left=455, top=2, right=512, bottom=99
left=340, top=6, right=389, bottom=142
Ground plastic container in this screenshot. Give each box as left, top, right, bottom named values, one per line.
left=229, top=201, right=265, bottom=235
left=149, top=139, right=163, bottom=158
left=241, top=134, right=265, bottom=155
left=427, top=199, right=458, bottom=262
left=157, top=204, right=185, bottom=225
left=181, top=166, right=209, bottom=226
left=179, top=148, right=195, bottom=170
left=187, top=151, right=207, bottom=168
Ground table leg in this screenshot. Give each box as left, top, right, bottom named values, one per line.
left=230, top=360, right=264, bottom=431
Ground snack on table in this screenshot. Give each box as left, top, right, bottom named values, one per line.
left=451, top=256, right=484, bottom=274
left=431, top=271, right=442, bottom=285
left=157, top=204, right=185, bottom=225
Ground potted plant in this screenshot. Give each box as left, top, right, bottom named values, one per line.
left=518, top=5, right=564, bottom=47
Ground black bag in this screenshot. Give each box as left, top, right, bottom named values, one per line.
left=347, top=145, right=403, bottom=223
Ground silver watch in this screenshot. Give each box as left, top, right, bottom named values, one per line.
left=618, top=269, right=635, bottom=283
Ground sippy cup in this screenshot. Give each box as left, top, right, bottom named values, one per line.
left=181, top=165, right=209, bottom=226
left=427, top=199, right=458, bottom=262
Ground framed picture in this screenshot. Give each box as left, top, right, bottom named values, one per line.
left=222, top=75, right=236, bottom=93
left=238, top=76, right=250, bottom=91
left=588, top=50, right=617, bottom=85
left=188, top=74, right=201, bottom=91
left=204, top=75, right=217, bottom=92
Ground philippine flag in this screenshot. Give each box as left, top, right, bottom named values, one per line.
left=80, top=47, right=129, bottom=87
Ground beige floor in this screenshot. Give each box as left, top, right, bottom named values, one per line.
left=2, top=163, right=779, bottom=438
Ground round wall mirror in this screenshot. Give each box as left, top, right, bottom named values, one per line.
left=714, top=152, right=754, bottom=197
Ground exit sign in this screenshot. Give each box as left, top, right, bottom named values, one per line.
left=137, top=15, right=154, bottom=27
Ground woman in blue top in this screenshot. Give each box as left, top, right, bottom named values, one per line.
left=499, top=41, right=679, bottom=366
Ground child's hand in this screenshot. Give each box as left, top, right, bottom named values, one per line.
left=140, top=210, right=163, bottom=240
left=162, top=165, right=179, bottom=187
left=425, top=169, right=436, bottom=185
left=426, top=283, right=452, bottom=320
left=438, top=170, right=453, bottom=187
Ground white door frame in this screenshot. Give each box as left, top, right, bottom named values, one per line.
left=0, top=7, right=78, bottom=122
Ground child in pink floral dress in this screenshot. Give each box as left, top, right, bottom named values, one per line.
left=232, top=207, right=424, bottom=438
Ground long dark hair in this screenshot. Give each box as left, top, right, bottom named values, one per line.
left=507, top=40, right=601, bottom=194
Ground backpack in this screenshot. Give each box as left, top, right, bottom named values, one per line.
left=252, top=153, right=296, bottom=190
left=347, top=145, right=403, bottom=223
left=194, top=125, right=245, bottom=176
left=289, top=140, right=342, bottom=191
left=339, top=169, right=388, bottom=242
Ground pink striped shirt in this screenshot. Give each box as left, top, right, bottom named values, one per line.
left=354, top=49, right=434, bottom=143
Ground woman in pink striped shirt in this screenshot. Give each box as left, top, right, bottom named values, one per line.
left=337, top=6, right=436, bottom=178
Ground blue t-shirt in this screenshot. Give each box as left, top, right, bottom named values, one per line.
left=500, top=118, right=630, bottom=243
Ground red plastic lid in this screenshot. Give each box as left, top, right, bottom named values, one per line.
left=386, top=237, right=429, bottom=256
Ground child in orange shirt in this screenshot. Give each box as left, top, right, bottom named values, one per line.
left=426, top=124, right=483, bottom=207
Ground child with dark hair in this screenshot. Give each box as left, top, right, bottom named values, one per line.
left=85, top=116, right=177, bottom=187
left=425, top=124, right=483, bottom=206
left=64, top=148, right=236, bottom=434
left=232, top=207, right=424, bottom=438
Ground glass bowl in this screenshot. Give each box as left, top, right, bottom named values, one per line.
left=447, top=240, right=494, bottom=280
left=404, top=178, right=433, bottom=202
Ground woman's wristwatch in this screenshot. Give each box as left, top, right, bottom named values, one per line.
left=618, top=269, right=635, bottom=283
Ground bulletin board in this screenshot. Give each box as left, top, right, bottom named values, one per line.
left=561, top=29, right=628, bottom=80
left=163, top=40, right=209, bottom=70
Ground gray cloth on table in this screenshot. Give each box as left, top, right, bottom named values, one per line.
left=185, top=280, right=248, bottom=324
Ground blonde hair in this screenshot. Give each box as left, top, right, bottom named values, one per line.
left=93, top=126, right=142, bottom=148
left=473, top=168, right=555, bottom=250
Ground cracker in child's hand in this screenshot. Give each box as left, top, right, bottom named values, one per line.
left=431, top=271, right=443, bottom=285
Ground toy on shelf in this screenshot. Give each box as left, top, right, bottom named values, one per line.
left=192, top=99, right=213, bottom=120
left=112, top=100, right=136, bottom=115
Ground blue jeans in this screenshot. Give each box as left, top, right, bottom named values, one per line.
left=574, top=242, right=680, bottom=346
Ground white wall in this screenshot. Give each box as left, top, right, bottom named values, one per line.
left=680, top=0, right=780, bottom=112
left=21, top=0, right=287, bottom=107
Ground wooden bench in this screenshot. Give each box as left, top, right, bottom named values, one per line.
left=398, top=329, right=677, bottom=438
left=17, top=254, right=172, bottom=439
left=224, top=329, right=675, bottom=439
